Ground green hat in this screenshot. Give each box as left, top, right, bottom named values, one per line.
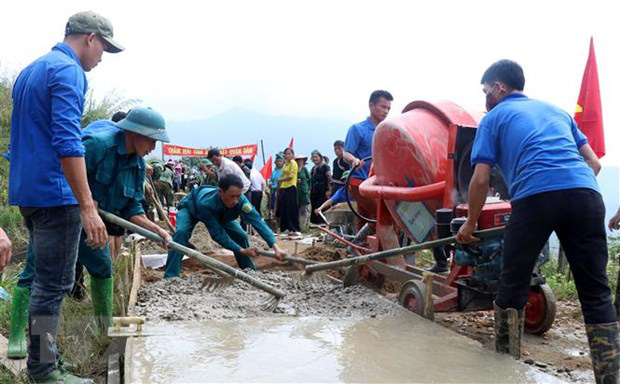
left=116, top=107, right=170, bottom=142
left=201, top=158, right=214, bottom=166
left=65, top=11, right=124, bottom=53
left=341, top=170, right=351, bottom=181
left=275, top=152, right=285, bottom=161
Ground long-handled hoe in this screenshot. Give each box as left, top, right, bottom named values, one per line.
left=98, top=209, right=286, bottom=311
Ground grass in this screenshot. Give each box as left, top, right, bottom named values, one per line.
left=542, top=236, right=620, bottom=302
left=0, top=246, right=136, bottom=382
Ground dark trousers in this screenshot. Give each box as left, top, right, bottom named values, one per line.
left=310, top=188, right=328, bottom=224
left=496, top=188, right=615, bottom=324
left=20, top=206, right=82, bottom=379
left=279, top=186, right=300, bottom=232
left=250, top=191, right=263, bottom=217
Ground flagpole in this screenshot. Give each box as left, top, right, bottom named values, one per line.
left=260, top=139, right=266, bottom=165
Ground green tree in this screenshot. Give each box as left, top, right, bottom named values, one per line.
left=81, top=89, right=141, bottom=127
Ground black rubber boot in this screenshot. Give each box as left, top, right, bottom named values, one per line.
left=427, top=247, right=449, bottom=273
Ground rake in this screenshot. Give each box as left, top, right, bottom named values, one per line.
left=303, top=226, right=507, bottom=285
left=98, top=209, right=286, bottom=311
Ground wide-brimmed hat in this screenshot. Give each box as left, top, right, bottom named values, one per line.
left=295, top=154, right=308, bottom=160
left=116, top=107, right=170, bottom=142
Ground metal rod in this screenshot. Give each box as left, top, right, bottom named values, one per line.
left=147, top=175, right=175, bottom=232
left=305, top=227, right=505, bottom=273
left=256, top=250, right=318, bottom=266
left=98, top=209, right=286, bottom=298
left=260, top=139, right=266, bottom=165
left=314, top=225, right=372, bottom=253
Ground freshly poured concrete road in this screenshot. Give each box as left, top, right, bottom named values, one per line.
left=125, top=313, right=566, bottom=383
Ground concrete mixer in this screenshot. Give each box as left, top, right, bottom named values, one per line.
left=345, top=100, right=556, bottom=335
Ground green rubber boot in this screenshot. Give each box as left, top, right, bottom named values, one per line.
left=585, top=322, right=620, bottom=384
left=30, top=369, right=93, bottom=384
left=7, top=286, right=31, bottom=359
left=494, top=301, right=524, bottom=360
left=90, top=276, right=114, bottom=336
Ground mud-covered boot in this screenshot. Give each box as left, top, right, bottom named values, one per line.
left=7, top=286, right=31, bottom=359
left=585, top=322, right=620, bottom=384
left=90, top=276, right=114, bottom=336
left=494, top=301, right=524, bottom=359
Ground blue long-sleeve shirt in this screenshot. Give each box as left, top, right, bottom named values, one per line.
left=9, top=43, right=87, bottom=207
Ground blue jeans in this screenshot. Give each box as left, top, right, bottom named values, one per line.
left=20, top=205, right=82, bottom=379
left=18, top=229, right=112, bottom=289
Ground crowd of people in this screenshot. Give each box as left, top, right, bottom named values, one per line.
left=3, top=10, right=620, bottom=384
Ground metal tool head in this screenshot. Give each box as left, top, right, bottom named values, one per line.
left=342, top=265, right=361, bottom=287
left=200, top=275, right=235, bottom=292
left=260, top=295, right=281, bottom=312
left=289, top=271, right=333, bottom=290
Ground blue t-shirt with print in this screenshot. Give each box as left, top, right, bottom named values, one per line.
left=471, top=93, right=599, bottom=201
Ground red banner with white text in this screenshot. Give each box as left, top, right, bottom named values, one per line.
left=163, top=144, right=258, bottom=160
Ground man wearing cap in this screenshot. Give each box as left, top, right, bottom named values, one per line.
left=7, top=11, right=123, bottom=382
left=164, top=174, right=287, bottom=278
left=200, top=158, right=219, bottom=186
left=158, top=161, right=175, bottom=209
left=9, top=108, right=172, bottom=378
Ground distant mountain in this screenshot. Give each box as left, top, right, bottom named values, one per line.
left=163, top=108, right=354, bottom=165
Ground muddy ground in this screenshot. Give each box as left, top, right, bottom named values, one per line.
left=139, top=223, right=594, bottom=383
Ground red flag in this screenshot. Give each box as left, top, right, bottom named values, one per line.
left=288, top=137, right=294, bottom=149
left=260, top=156, right=273, bottom=180
left=574, top=37, right=605, bottom=158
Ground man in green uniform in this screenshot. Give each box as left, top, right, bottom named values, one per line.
left=296, top=154, right=311, bottom=232
left=164, top=173, right=287, bottom=278
left=9, top=108, right=172, bottom=350
left=158, top=161, right=175, bottom=209
left=201, top=158, right=219, bottom=186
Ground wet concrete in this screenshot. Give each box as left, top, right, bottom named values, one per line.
left=135, top=271, right=403, bottom=320
left=126, top=313, right=566, bottom=383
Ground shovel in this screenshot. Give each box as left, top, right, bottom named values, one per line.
left=98, top=209, right=286, bottom=311
left=303, top=226, right=506, bottom=278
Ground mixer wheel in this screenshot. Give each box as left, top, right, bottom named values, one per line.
left=398, top=280, right=426, bottom=316
left=524, top=283, right=557, bottom=335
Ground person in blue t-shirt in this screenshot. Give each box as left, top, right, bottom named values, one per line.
left=343, top=90, right=392, bottom=232
left=455, top=59, right=617, bottom=381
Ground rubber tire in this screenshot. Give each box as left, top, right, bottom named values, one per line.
left=398, top=280, right=426, bottom=315
left=524, top=283, right=557, bottom=335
